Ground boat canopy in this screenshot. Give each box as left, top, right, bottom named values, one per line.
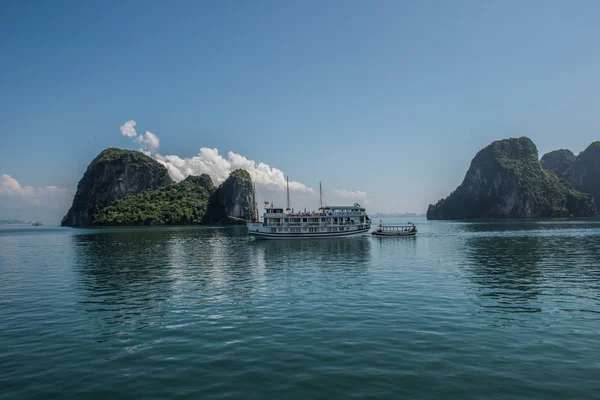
left=377, top=225, right=415, bottom=231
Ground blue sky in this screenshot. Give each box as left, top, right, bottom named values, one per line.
left=1, top=0, right=600, bottom=222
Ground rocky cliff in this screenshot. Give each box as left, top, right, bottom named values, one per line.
left=62, top=148, right=256, bottom=226
left=203, top=169, right=255, bottom=224
left=61, top=148, right=173, bottom=226
left=540, top=149, right=576, bottom=177
left=563, top=142, right=600, bottom=213
left=427, top=137, right=596, bottom=220
left=92, top=174, right=215, bottom=226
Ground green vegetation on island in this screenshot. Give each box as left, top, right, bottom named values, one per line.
left=62, top=148, right=255, bottom=226
left=562, top=141, right=600, bottom=214
left=427, top=137, right=596, bottom=220
left=540, top=149, right=576, bottom=177
left=88, top=147, right=165, bottom=171
left=61, top=148, right=173, bottom=226
left=93, top=176, right=212, bottom=225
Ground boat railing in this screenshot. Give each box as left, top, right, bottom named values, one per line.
left=266, top=221, right=366, bottom=228
left=377, top=224, right=416, bottom=232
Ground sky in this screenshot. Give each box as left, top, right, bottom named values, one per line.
left=1, top=0, right=600, bottom=223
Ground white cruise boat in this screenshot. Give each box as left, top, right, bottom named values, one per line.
left=247, top=181, right=371, bottom=240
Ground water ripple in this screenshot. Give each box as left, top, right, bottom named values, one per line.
left=1, top=220, right=600, bottom=399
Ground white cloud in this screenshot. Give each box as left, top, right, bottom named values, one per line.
left=154, top=147, right=317, bottom=210
left=118, top=120, right=375, bottom=211
left=330, top=188, right=371, bottom=207
left=0, top=174, right=28, bottom=196
left=139, top=131, right=160, bottom=152
left=120, top=120, right=137, bottom=138
left=1, top=174, right=73, bottom=204
left=0, top=174, right=75, bottom=222
left=120, top=120, right=315, bottom=198
left=120, top=121, right=160, bottom=153
left=333, top=189, right=368, bottom=199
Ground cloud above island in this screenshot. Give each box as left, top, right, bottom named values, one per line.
left=120, top=120, right=160, bottom=154
left=0, top=174, right=74, bottom=222
left=119, top=120, right=371, bottom=210
left=120, top=120, right=318, bottom=206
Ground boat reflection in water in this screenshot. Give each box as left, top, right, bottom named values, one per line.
left=251, top=236, right=372, bottom=268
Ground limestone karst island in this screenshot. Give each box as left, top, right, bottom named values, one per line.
left=61, top=148, right=256, bottom=226
left=61, top=139, right=600, bottom=227
left=427, top=138, right=599, bottom=220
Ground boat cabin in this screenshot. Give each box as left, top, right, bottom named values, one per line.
left=247, top=181, right=371, bottom=239
left=259, top=204, right=370, bottom=233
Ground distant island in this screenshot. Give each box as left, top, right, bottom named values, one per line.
left=371, top=212, right=425, bottom=218
left=0, top=219, right=27, bottom=225
left=427, top=138, right=599, bottom=220
left=0, top=219, right=42, bottom=226
left=61, top=148, right=255, bottom=226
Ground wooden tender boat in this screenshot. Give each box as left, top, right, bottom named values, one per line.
left=371, top=221, right=417, bottom=237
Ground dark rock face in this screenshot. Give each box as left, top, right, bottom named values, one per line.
left=61, top=148, right=173, bottom=226
left=541, top=149, right=576, bottom=177
left=62, top=149, right=256, bottom=226
left=203, top=169, right=255, bottom=224
left=427, top=137, right=596, bottom=220
left=564, top=142, right=600, bottom=213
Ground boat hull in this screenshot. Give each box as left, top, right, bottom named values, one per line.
left=371, top=231, right=416, bottom=237
left=249, top=227, right=370, bottom=240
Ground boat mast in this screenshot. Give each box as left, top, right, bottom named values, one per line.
left=253, top=182, right=258, bottom=219
left=319, top=182, right=323, bottom=209
left=286, top=176, right=290, bottom=211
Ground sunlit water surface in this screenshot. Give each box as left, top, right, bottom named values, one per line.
left=1, top=217, right=600, bottom=399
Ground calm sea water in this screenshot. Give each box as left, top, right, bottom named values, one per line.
left=1, top=217, right=600, bottom=399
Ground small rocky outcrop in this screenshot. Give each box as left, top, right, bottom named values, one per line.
left=564, top=142, right=600, bottom=213
left=203, top=169, right=255, bottom=224
left=61, top=148, right=173, bottom=226
left=541, top=149, right=576, bottom=177
left=183, top=174, right=214, bottom=192
left=427, top=137, right=596, bottom=220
